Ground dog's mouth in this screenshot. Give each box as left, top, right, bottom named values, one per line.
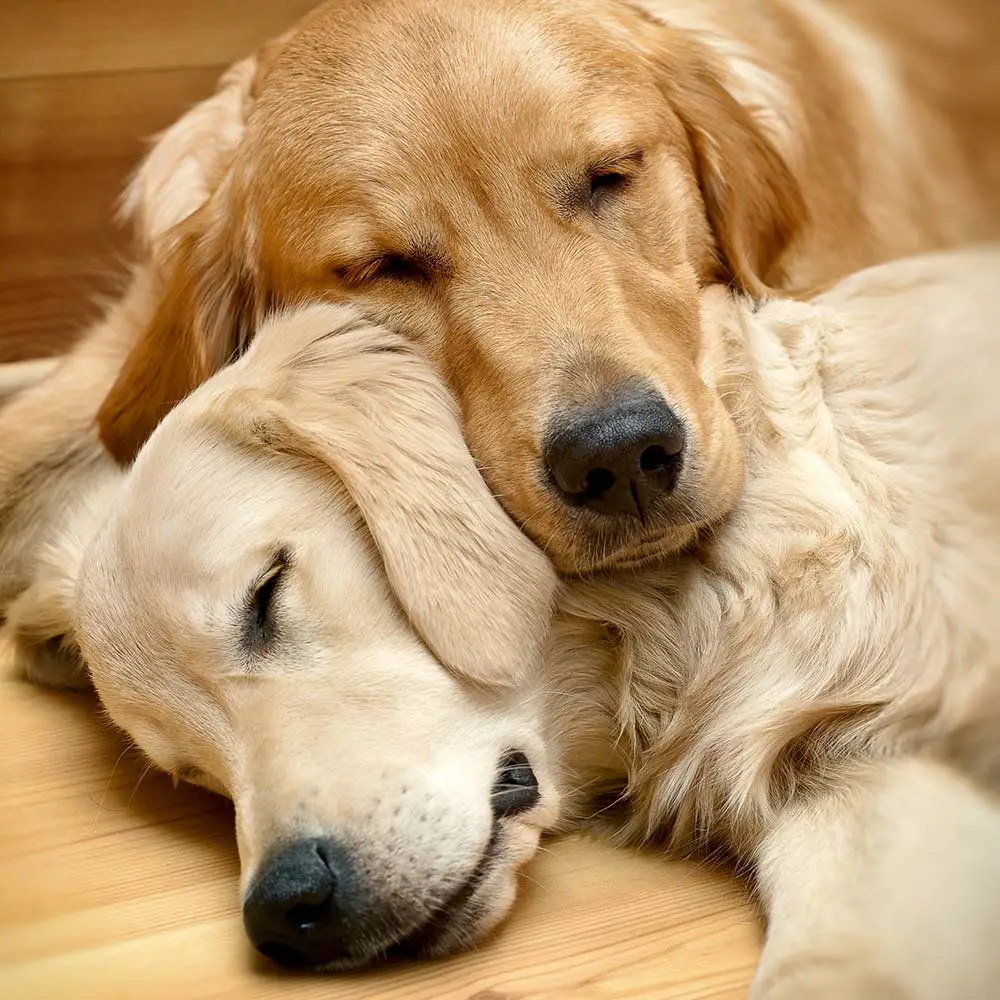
left=251, top=751, right=544, bottom=972
left=534, top=485, right=704, bottom=575
left=578, top=519, right=702, bottom=574
left=383, top=821, right=505, bottom=963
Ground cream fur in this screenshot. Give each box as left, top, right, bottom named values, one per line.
left=1, top=20, right=999, bottom=991
left=5, top=249, right=999, bottom=991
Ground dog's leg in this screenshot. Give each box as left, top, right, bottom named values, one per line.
left=750, top=757, right=1000, bottom=1000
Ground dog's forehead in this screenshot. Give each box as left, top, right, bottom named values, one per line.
left=257, top=0, right=654, bottom=167
left=81, top=437, right=292, bottom=673
left=111, top=425, right=292, bottom=587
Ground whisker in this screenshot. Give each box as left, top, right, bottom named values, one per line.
left=88, top=740, right=136, bottom=829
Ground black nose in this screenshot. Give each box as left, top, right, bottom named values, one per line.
left=243, top=838, right=357, bottom=968
left=543, top=389, right=685, bottom=517
left=491, top=750, right=539, bottom=817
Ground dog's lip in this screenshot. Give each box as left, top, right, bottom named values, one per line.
left=583, top=522, right=701, bottom=572
left=384, top=821, right=504, bottom=961
left=308, top=822, right=505, bottom=972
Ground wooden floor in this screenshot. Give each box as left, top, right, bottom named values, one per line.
left=0, top=2, right=760, bottom=996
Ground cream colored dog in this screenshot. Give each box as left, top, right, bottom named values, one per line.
left=4, top=247, right=998, bottom=995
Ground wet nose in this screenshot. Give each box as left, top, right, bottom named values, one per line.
left=243, top=837, right=357, bottom=968
left=543, top=388, right=685, bottom=517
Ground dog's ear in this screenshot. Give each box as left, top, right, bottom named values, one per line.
left=98, top=55, right=265, bottom=466
left=97, top=208, right=261, bottom=466
left=120, top=55, right=258, bottom=255
left=218, top=305, right=559, bottom=688
left=655, top=38, right=806, bottom=295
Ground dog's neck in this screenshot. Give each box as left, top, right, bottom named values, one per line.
left=543, top=290, right=960, bottom=856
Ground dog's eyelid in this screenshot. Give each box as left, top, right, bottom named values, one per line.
left=239, top=546, right=291, bottom=659
left=254, top=547, right=291, bottom=588
left=335, top=251, right=436, bottom=285
left=589, top=147, right=645, bottom=176
left=584, top=148, right=644, bottom=213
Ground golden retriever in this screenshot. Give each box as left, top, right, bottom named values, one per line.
left=5, top=245, right=1000, bottom=996
left=93, top=0, right=1000, bottom=578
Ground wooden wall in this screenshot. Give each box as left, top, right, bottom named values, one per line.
left=0, top=0, right=316, bottom=362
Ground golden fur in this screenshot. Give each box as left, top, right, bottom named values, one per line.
left=1, top=3, right=999, bottom=991
left=92, top=0, right=1000, bottom=577
left=4, top=248, right=999, bottom=993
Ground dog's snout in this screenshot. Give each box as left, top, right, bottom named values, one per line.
left=543, top=389, right=685, bottom=518
left=243, top=837, right=355, bottom=968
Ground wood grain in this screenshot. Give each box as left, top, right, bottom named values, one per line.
left=0, top=0, right=316, bottom=80
left=0, top=66, right=225, bottom=362
left=0, top=655, right=761, bottom=999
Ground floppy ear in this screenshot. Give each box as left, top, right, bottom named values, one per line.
left=98, top=55, right=265, bottom=465
left=97, top=211, right=261, bottom=465
left=656, top=38, right=807, bottom=295
left=220, top=305, right=560, bottom=688
left=120, top=55, right=258, bottom=255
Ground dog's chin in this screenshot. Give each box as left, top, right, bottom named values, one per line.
left=414, top=859, right=521, bottom=960
left=548, top=514, right=703, bottom=577
left=312, top=876, right=513, bottom=972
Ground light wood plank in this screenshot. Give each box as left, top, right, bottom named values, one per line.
left=0, top=0, right=316, bottom=81
left=0, top=66, right=221, bottom=361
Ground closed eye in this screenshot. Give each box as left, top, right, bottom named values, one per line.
left=587, top=149, right=644, bottom=213
left=589, top=169, right=630, bottom=204
left=243, top=548, right=290, bottom=656
left=339, top=253, right=429, bottom=284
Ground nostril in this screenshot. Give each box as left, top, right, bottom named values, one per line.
left=640, top=444, right=672, bottom=474
left=287, top=896, right=332, bottom=933
left=492, top=750, right=540, bottom=818
left=583, top=467, right=616, bottom=500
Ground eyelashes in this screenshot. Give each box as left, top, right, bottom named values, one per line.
left=588, top=167, right=633, bottom=211
left=587, top=149, right=644, bottom=213
left=243, top=547, right=291, bottom=656
left=338, top=253, right=431, bottom=284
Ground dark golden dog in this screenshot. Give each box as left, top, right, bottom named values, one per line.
left=97, top=0, right=1000, bottom=573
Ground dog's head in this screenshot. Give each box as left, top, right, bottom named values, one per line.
left=98, top=0, right=801, bottom=572
left=77, top=305, right=561, bottom=969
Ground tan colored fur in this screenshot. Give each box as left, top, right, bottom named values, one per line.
left=91, top=0, right=1000, bottom=579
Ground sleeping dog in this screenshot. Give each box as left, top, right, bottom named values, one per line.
left=4, top=246, right=1000, bottom=997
